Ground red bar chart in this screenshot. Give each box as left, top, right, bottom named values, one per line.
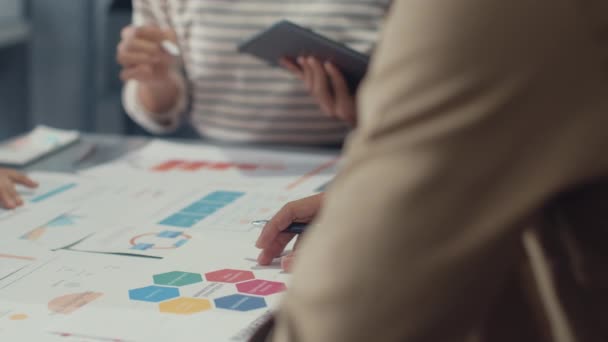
left=151, top=160, right=286, bottom=173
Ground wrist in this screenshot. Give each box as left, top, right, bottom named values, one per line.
left=136, top=72, right=180, bottom=115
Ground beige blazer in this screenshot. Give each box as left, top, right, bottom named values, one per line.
left=264, top=0, right=608, bottom=341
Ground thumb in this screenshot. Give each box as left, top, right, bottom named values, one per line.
left=280, top=251, right=297, bottom=272
left=163, top=28, right=178, bottom=43
left=280, top=237, right=301, bottom=272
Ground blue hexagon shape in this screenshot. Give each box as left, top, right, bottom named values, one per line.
left=128, top=286, right=180, bottom=303
left=214, top=294, right=267, bottom=312
left=153, top=271, right=203, bottom=287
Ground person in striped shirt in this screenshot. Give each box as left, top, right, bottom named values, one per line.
left=117, top=0, right=390, bottom=146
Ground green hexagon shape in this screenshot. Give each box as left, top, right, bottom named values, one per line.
left=153, top=271, right=203, bottom=287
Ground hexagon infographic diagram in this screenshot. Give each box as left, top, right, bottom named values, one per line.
left=153, top=271, right=203, bottom=287
left=236, top=280, right=286, bottom=296
left=128, top=269, right=285, bottom=315
left=129, top=286, right=180, bottom=303
left=159, top=298, right=212, bottom=315
left=214, top=294, right=267, bottom=312
left=204, top=269, right=254, bottom=283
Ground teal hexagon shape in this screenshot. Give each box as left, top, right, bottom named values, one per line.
left=153, top=271, right=203, bottom=287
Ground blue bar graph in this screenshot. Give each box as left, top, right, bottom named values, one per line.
left=159, top=191, right=245, bottom=228
left=30, top=183, right=77, bottom=203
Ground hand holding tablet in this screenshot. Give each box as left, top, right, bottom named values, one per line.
left=238, top=20, right=370, bottom=94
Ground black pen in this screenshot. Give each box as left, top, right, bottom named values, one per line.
left=283, top=222, right=307, bottom=234
left=251, top=220, right=308, bottom=235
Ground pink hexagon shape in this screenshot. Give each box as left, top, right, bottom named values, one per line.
left=205, top=269, right=254, bottom=283
left=236, top=280, right=286, bottom=296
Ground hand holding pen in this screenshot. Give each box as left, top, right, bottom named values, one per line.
left=117, top=25, right=180, bottom=85
left=116, top=24, right=183, bottom=115
left=251, top=220, right=308, bottom=235
left=255, top=193, right=323, bottom=272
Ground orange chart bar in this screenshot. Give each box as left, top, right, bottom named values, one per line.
left=286, top=158, right=339, bottom=190
left=151, top=160, right=285, bottom=172
left=179, top=161, right=209, bottom=171
left=0, top=253, right=36, bottom=261
left=152, top=160, right=184, bottom=171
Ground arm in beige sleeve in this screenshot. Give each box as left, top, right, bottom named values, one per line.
left=269, top=0, right=608, bottom=341
left=122, top=0, right=189, bottom=134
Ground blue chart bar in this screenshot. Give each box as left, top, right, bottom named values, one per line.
left=30, top=183, right=77, bottom=203
left=159, top=191, right=245, bottom=228
left=157, top=231, right=182, bottom=239
left=159, top=214, right=204, bottom=228
left=181, top=201, right=223, bottom=216
left=174, top=239, right=189, bottom=247
left=131, top=243, right=154, bottom=251
left=203, top=191, right=244, bottom=204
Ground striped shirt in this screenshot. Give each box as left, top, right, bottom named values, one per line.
left=123, top=0, right=391, bottom=145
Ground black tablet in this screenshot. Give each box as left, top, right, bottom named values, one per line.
left=238, top=20, right=369, bottom=93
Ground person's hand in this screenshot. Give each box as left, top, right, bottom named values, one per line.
left=117, top=25, right=176, bottom=85
left=281, top=57, right=357, bottom=125
left=256, top=193, right=323, bottom=272
left=0, top=168, right=37, bottom=209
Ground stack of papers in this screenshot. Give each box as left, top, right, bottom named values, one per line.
left=0, top=125, right=79, bottom=166
left=0, top=139, right=339, bottom=341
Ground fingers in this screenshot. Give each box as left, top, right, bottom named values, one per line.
left=325, top=62, right=357, bottom=124
left=6, top=170, right=37, bottom=188
left=0, top=170, right=33, bottom=208
left=307, top=57, right=334, bottom=115
left=116, top=38, right=166, bottom=70
left=255, top=194, right=323, bottom=265
left=0, top=191, right=17, bottom=209
left=298, top=57, right=314, bottom=91
left=295, top=57, right=357, bottom=123
left=121, top=25, right=166, bottom=43
left=119, top=37, right=162, bottom=56
left=120, top=64, right=156, bottom=82
left=6, top=186, right=22, bottom=207
left=280, top=251, right=297, bottom=272
left=279, top=58, right=304, bottom=79
left=0, top=179, right=19, bottom=209
left=255, top=194, right=322, bottom=249
left=117, top=25, right=174, bottom=83
left=163, top=28, right=178, bottom=44
left=280, top=237, right=302, bottom=272
left=256, top=201, right=299, bottom=250
left=257, top=233, right=296, bottom=266
left=118, top=27, right=165, bottom=65
left=117, top=51, right=157, bottom=68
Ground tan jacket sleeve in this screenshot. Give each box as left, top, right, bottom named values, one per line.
left=270, top=0, right=608, bottom=341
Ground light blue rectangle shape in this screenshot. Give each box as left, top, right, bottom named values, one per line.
left=30, top=183, right=77, bottom=203
left=131, top=243, right=154, bottom=250
left=157, top=230, right=182, bottom=238
left=47, top=214, right=76, bottom=227
left=174, top=239, right=189, bottom=248
left=201, top=191, right=245, bottom=204
left=181, top=201, right=222, bottom=215
left=159, top=213, right=203, bottom=228
left=177, top=211, right=208, bottom=220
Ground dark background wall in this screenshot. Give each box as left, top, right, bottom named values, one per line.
left=0, top=0, right=29, bottom=139
left=0, top=0, right=127, bottom=139
left=0, top=0, right=195, bottom=140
